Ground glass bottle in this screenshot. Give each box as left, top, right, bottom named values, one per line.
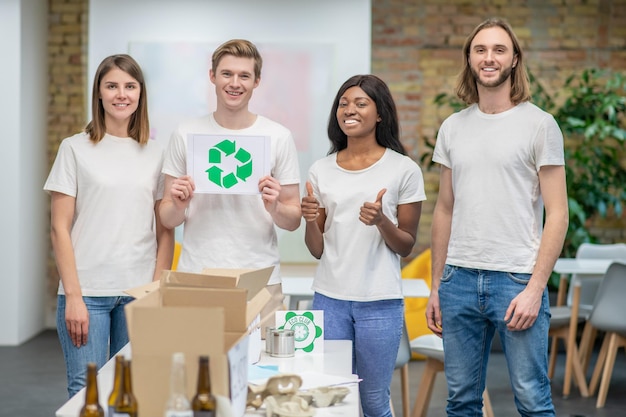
left=79, top=362, right=105, bottom=417
left=108, top=355, right=124, bottom=417
left=164, top=352, right=193, bottom=417
left=191, top=355, right=217, bottom=417
left=112, top=359, right=138, bottom=417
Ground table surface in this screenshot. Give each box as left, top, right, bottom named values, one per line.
left=553, top=258, right=626, bottom=275
left=55, top=340, right=359, bottom=417
left=282, top=276, right=430, bottom=298
left=55, top=344, right=131, bottom=417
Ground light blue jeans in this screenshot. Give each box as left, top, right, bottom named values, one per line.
left=312, top=292, right=403, bottom=417
left=56, top=295, right=133, bottom=398
left=439, top=265, right=555, bottom=417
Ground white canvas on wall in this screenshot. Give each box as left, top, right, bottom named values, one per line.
left=89, top=0, right=371, bottom=262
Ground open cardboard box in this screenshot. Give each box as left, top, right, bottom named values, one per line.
left=124, top=266, right=273, bottom=417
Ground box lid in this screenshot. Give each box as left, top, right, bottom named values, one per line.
left=199, top=266, right=274, bottom=301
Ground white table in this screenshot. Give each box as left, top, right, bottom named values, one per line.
left=55, top=340, right=359, bottom=417
left=282, top=276, right=430, bottom=309
left=553, top=258, right=624, bottom=276
left=55, top=343, right=131, bottom=417
left=551, top=258, right=626, bottom=398
left=246, top=340, right=359, bottom=416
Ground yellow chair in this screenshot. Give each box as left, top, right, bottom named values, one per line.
left=402, top=248, right=432, bottom=359
left=172, top=241, right=182, bottom=271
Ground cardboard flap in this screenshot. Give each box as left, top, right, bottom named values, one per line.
left=162, top=287, right=249, bottom=332
left=247, top=287, right=272, bottom=325
left=234, top=266, right=274, bottom=300
left=161, top=267, right=274, bottom=301
left=124, top=280, right=160, bottom=299
left=160, top=270, right=222, bottom=288
left=199, top=266, right=275, bottom=300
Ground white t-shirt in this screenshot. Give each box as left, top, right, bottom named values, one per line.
left=43, top=132, right=165, bottom=296
left=433, top=102, right=565, bottom=273
left=308, top=148, right=426, bottom=301
left=162, top=113, right=300, bottom=284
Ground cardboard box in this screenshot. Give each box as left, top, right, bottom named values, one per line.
left=124, top=267, right=273, bottom=417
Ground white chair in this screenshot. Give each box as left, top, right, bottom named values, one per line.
left=575, top=243, right=626, bottom=373
left=409, top=334, right=493, bottom=417
left=567, top=243, right=626, bottom=312
left=586, top=262, right=626, bottom=408
left=548, top=242, right=626, bottom=397
left=392, top=321, right=411, bottom=417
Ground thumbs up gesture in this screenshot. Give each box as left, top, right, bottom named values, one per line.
left=301, top=181, right=320, bottom=223
left=359, top=188, right=386, bottom=226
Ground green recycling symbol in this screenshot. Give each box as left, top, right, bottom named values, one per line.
left=279, top=311, right=323, bottom=353
left=205, top=139, right=252, bottom=188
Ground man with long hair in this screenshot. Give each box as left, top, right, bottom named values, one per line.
left=426, top=18, right=568, bottom=416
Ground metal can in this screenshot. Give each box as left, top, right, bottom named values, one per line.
left=265, top=327, right=276, bottom=353
left=269, top=329, right=295, bottom=357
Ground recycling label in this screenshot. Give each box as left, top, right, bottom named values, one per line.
left=187, top=133, right=271, bottom=194
left=275, top=310, right=324, bottom=353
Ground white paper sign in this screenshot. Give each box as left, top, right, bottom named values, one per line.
left=275, top=310, right=324, bottom=353
left=227, top=334, right=249, bottom=417
left=187, top=133, right=271, bottom=194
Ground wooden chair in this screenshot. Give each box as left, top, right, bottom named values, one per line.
left=409, top=334, right=493, bottom=417
left=587, top=262, right=626, bottom=408
left=548, top=278, right=589, bottom=398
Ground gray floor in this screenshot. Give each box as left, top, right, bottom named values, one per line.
left=390, top=339, right=626, bottom=417
left=1, top=330, right=625, bottom=417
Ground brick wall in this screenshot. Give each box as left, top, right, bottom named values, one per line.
left=371, top=0, right=626, bottom=258
left=47, top=0, right=88, bottom=300
left=46, top=0, right=626, bottom=292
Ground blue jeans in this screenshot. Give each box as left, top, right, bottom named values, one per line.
left=439, top=265, right=555, bottom=417
left=56, top=295, right=133, bottom=398
left=312, top=292, right=403, bottom=417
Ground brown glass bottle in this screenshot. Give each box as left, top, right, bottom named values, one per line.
left=191, top=355, right=217, bottom=417
left=108, top=355, right=124, bottom=417
left=79, top=362, right=104, bottom=417
left=112, top=359, right=138, bottom=417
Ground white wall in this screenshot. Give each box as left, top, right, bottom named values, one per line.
left=0, top=0, right=49, bottom=345
left=89, top=0, right=372, bottom=263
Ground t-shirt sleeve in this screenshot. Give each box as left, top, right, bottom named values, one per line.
left=162, top=127, right=187, bottom=178
left=43, top=139, right=77, bottom=197
left=399, top=158, right=427, bottom=204
left=432, top=118, right=452, bottom=168
left=306, top=160, right=324, bottom=209
left=534, top=113, right=565, bottom=169
left=273, top=131, right=301, bottom=185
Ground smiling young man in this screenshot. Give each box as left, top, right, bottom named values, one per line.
left=160, top=39, right=301, bottom=326
left=425, top=18, right=568, bottom=416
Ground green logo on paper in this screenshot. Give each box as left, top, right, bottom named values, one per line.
left=205, top=139, right=253, bottom=188
left=279, top=311, right=323, bottom=353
